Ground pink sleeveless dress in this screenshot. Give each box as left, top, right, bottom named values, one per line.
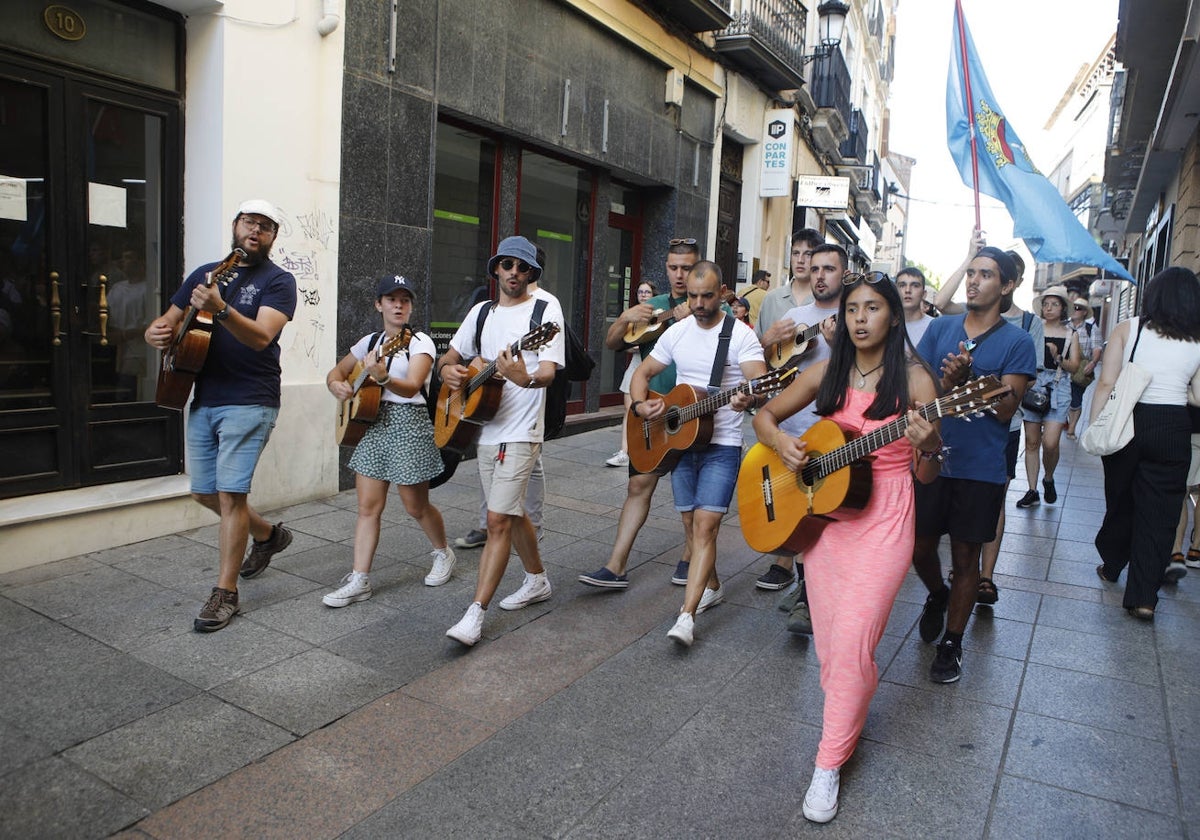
left=803, top=388, right=916, bottom=769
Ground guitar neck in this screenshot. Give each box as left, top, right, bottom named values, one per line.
left=678, top=381, right=753, bottom=424
left=465, top=337, right=522, bottom=395
left=805, top=398, right=944, bottom=481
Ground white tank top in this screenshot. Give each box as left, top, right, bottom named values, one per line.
left=1128, top=318, right=1200, bottom=405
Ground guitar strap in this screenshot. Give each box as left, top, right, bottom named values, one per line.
left=708, top=314, right=735, bottom=392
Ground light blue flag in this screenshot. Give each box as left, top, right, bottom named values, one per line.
left=946, top=3, right=1134, bottom=281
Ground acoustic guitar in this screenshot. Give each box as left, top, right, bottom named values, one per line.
left=736, top=376, right=1011, bottom=555
left=763, top=318, right=831, bottom=369
left=335, top=327, right=416, bottom=448
left=155, top=248, right=246, bottom=410
left=627, top=366, right=797, bottom=475
left=624, top=308, right=670, bottom=346
left=433, top=322, right=561, bottom=454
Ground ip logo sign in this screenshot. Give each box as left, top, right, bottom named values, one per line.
left=767, top=119, right=787, bottom=140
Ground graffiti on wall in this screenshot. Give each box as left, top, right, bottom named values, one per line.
left=272, top=205, right=335, bottom=373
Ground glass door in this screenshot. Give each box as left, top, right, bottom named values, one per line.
left=0, top=61, right=182, bottom=499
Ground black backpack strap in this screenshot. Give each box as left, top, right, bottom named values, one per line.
left=1021, top=311, right=1033, bottom=332
left=708, top=314, right=735, bottom=391
left=473, top=301, right=495, bottom=356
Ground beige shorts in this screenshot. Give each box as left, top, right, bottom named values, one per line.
left=478, top=442, right=541, bottom=516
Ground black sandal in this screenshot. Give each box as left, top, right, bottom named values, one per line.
left=976, top=577, right=999, bottom=605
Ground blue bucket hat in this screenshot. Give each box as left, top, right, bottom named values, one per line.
left=376, top=274, right=416, bottom=300
left=486, top=236, right=542, bottom=281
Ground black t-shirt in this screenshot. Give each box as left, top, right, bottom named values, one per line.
left=170, top=258, right=297, bottom=407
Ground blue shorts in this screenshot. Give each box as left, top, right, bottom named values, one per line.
left=671, top=444, right=741, bottom=513
left=187, top=404, right=278, bottom=495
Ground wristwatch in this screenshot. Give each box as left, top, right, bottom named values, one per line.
left=214, top=305, right=230, bottom=322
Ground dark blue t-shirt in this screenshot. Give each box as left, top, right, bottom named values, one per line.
left=170, top=258, right=297, bottom=408
left=917, top=313, right=1036, bottom=484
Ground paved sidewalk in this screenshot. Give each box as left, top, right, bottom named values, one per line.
left=1, top=425, right=1197, bottom=839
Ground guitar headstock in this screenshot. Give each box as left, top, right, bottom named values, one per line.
left=521, top=322, right=561, bottom=352
left=750, top=365, right=798, bottom=395
left=378, top=325, right=415, bottom=357
left=936, top=375, right=1012, bottom=420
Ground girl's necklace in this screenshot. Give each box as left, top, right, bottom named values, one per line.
left=854, top=360, right=884, bottom=389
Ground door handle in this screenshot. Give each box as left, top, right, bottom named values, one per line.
left=79, top=274, right=109, bottom=345
left=50, top=272, right=63, bottom=346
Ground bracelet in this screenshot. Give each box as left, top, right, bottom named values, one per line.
left=524, top=375, right=537, bottom=388
left=918, top=445, right=948, bottom=463
left=630, top=400, right=644, bottom=417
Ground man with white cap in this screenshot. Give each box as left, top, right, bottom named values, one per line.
left=437, top=235, right=565, bottom=646
left=144, top=199, right=298, bottom=632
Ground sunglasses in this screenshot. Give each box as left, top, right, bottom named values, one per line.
left=668, top=237, right=698, bottom=246
left=842, top=271, right=890, bottom=286
left=497, top=257, right=532, bottom=273
left=1073, top=304, right=1088, bottom=310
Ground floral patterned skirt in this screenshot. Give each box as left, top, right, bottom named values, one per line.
left=348, top=402, right=443, bottom=486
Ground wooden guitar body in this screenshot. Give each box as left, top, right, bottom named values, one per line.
left=627, top=385, right=712, bottom=475
left=736, top=422, right=873, bottom=555
left=335, top=364, right=383, bottom=448
left=433, top=359, right=505, bottom=453
left=156, top=314, right=213, bottom=410
left=764, top=322, right=820, bottom=370
left=624, top=309, right=668, bottom=346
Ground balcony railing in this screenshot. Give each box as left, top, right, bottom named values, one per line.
left=713, top=0, right=808, bottom=91
left=810, top=47, right=852, bottom=128
left=840, top=108, right=868, bottom=162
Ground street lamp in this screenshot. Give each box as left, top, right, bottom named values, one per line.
left=802, top=1, right=850, bottom=64
left=887, top=182, right=911, bottom=272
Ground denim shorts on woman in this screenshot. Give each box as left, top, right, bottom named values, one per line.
left=670, top=444, right=742, bottom=513
left=187, top=405, right=279, bottom=494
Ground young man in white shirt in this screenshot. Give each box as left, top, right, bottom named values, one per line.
left=629, top=261, right=766, bottom=645
left=438, top=236, right=565, bottom=646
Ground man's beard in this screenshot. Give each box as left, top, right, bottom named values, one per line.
left=499, top=278, right=529, bottom=299
left=231, top=235, right=271, bottom=265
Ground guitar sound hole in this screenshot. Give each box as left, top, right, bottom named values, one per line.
left=664, top=407, right=681, bottom=435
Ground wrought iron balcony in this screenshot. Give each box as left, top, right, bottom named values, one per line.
left=840, top=108, right=868, bottom=163
left=640, top=0, right=733, bottom=32
left=713, top=0, right=808, bottom=92
left=810, top=47, right=851, bottom=127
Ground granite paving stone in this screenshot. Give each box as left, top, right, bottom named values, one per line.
left=1, top=756, right=148, bottom=840
left=1018, top=662, right=1167, bottom=742
left=1027, top=622, right=1160, bottom=685
left=988, top=774, right=1183, bottom=840
left=62, top=694, right=294, bottom=810
left=129, top=618, right=313, bottom=690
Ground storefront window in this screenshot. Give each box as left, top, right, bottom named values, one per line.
left=431, top=122, right=496, bottom=352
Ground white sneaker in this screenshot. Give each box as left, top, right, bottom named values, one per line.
left=425, top=547, right=456, bottom=586
left=323, top=572, right=372, bottom=608
left=803, top=766, right=840, bottom=823
left=696, top=586, right=723, bottom=614
left=446, top=602, right=485, bottom=646
left=1186, top=551, right=1200, bottom=570
left=605, top=450, right=629, bottom=467
left=667, top=611, right=694, bottom=646
left=499, top=572, right=552, bottom=611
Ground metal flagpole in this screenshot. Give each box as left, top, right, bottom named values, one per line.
left=954, top=0, right=983, bottom=232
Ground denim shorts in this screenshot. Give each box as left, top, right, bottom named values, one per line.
left=670, top=444, right=742, bottom=513
left=187, top=404, right=279, bottom=494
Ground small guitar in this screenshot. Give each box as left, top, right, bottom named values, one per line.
left=433, top=322, right=561, bottom=454
left=624, top=308, right=670, bottom=346
left=335, top=327, right=416, bottom=447
left=156, top=248, right=247, bottom=410
left=627, top=366, right=798, bottom=475
left=736, top=376, right=1011, bottom=555
left=763, top=318, right=832, bottom=369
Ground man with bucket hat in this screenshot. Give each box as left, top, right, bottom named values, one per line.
left=437, top=235, right=565, bottom=646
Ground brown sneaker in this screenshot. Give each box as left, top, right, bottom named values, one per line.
left=194, top=587, right=239, bottom=632
left=239, top=523, right=293, bottom=579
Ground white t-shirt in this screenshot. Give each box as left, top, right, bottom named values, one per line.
left=777, top=301, right=839, bottom=437
left=350, top=330, right=435, bottom=405
left=905, top=313, right=935, bottom=348
left=450, top=297, right=566, bottom=444
left=649, top=315, right=765, bottom=446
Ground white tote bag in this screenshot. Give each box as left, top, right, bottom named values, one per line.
left=1081, top=319, right=1152, bottom=457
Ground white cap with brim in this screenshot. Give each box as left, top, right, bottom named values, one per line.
left=235, top=199, right=281, bottom=228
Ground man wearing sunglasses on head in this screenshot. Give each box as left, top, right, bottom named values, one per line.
left=143, top=199, right=298, bottom=633
left=911, top=246, right=1035, bottom=684
left=580, top=237, right=732, bottom=591
left=439, top=236, right=566, bottom=646
left=757, top=243, right=849, bottom=624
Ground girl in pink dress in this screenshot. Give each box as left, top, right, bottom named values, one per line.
left=752, top=272, right=943, bottom=823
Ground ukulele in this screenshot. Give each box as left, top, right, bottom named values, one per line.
left=626, top=366, right=797, bottom=475
left=334, top=326, right=417, bottom=447
left=736, top=376, right=1011, bottom=555
left=155, top=248, right=247, bottom=410
left=433, top=322, right=561, bottom=454
left=624, top=308, right=669, bottom=346
left=763, top=317, right=833, bottom=369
